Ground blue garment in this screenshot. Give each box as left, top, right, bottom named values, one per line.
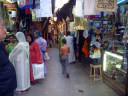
left=0, top=43, right=17, bottom=96
left=18, top=4, right=33, bottom=9
left=35, top=30, right=42, bottom=38
left=72, top=32, right=75, bottom=37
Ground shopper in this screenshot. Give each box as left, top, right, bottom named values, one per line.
left=33, top=31, right=47, bottom=75
left=9, top=32, right=30, bottom=94
left=48, top=33, right=53, bottom=47
left=58, top=31, right=65, bottom=60
left=65, top=31, right=75, bottom=64
left=26, top=34, right=43, bottom=84
left=52, top=34, right=56, bottom=47
left=60, top=39, right=70, bottom=78
left=0, top=19, right=17, bottom=96
left=6, top=34, right=17, bottom=54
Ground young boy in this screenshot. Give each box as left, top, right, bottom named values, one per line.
left=60, top=39, right=70, bottom=78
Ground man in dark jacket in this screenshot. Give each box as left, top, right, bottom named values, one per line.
left=0, top=19, right=17, bottom=96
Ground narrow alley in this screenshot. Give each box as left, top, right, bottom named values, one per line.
left=15, top=48, right=119, bottom=96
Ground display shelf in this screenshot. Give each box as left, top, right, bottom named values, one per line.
left=111, top=64, right=127, bottom=74
left=103, top=51, right=126, bottom=86
left=102, top=51, right=126, bottom=95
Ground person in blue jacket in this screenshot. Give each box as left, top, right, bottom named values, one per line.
left=0, top=18, right=17, bottom=96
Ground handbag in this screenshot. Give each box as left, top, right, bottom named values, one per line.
left=43, top=52, right=50, bottom=61
left=32, top=63, right=45, bottom=80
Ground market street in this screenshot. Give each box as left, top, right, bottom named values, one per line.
left=15, top=48, right=119, bottom=96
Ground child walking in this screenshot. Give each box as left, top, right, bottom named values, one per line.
left=60, top=39, right=70, bottom=78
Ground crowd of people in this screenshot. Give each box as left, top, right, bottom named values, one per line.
left=0, top=19, right=47, bottom=96
left=0, top=17, right=77, bottom=96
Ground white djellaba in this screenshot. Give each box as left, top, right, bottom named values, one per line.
left=9, top=32, right=30, bottom=91
left=65, top=33, right=75, bottom=63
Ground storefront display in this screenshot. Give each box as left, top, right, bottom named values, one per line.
left=103, top=51, right=125, bottom=94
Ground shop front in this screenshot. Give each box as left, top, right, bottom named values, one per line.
left=103, top=51, right=125, bottom=94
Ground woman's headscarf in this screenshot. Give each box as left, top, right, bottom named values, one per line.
left=16, top=32, right=26, bottom=42
left=27, top=34, right=34, bottom=45
left=35, top=30, right=42, bottom=38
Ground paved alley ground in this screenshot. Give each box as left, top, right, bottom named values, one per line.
left=15, top=48, right=119, bottom=96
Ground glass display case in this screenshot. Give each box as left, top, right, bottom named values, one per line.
left=103, top=51, right=126, bottom=85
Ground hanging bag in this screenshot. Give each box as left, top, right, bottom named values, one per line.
left=82, top=39, right=89, bottom=57
left=32, top=63, right=45, bottom=80
left=43, top=52, right=50, bottom=61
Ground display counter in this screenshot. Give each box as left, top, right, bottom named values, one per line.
left=103, top=51, right=126, bottom=95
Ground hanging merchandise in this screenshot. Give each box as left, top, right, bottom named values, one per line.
left=94, top=28, right=102, bottom=42
left=31, top=9, right=36, bottom=20
left=35, top=0, right=40, bottom=9
left=70, top=22, right=77, bottom=33
left=0, top=2, right=4, bottom=20
left=83, top=30, right=88, bottom=39
left=95, top=0, right=117, bottom=12
left=18, top=0, right=33, bottom=9
left=19, top=20, right=24, bottom=28
left=25, top=8, right=31, bottom=14
left=11, top=10, right=17, bottom=17
left=31, top=9, right=41, bottom=21
left=3, top=3, right=17, bottom=11
left=36, top=0, right=52, bottom=17
left=17, top=0, right=26, bottom=8
left=121, top=43, right=127, bottom=70
left=82, top=39, right=89, bottom=57
left=84, top=0, right=98, bottom=17
left=74, top=17, right=88, bottom=30
left=75, top=0, right=84, bottom=18
left=82, top=30, right=89, bottom=57
left=121, top=23, right=128, bottom=70
left=3, top=6, right=11, bottom=28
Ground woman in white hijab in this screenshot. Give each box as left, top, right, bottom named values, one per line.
left=9, top=32, right=30, bottom=94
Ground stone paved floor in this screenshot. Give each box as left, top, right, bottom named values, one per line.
left=15, top=48, right=119, bottom=96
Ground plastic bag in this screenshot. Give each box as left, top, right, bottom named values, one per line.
left=90, top=48, right=101, bottom=59
left=43, top=52, right=50, bottom=61
left=32, top=63, right=45, bottom=80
